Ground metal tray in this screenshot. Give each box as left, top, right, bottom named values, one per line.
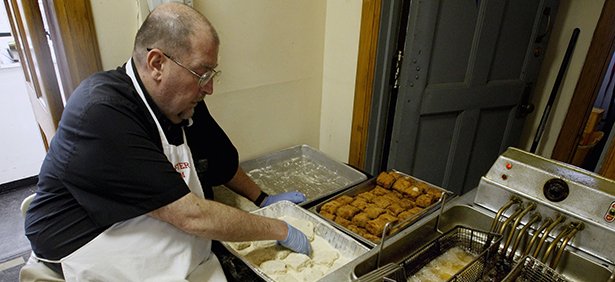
left=239, top=145, right=367, bottom=208
left=221, top=201, right=370, bottom=282
left=309, top=171, right=450, bottom=248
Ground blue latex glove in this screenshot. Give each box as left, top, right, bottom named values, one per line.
left=260, top=191, right=306, bottom=207
left=277, top=221, right=312, bottom=255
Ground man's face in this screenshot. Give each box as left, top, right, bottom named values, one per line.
left=157, top=34, right=219, bottom=124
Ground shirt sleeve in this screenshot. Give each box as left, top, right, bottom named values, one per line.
left=60, top=81, right=190, bottom=227
left=185, top=101, right=239, bottom=186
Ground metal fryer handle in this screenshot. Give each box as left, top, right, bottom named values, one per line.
left=376, top=190, right=452, bottom=269
left=434, top=192, right=450, bottom=233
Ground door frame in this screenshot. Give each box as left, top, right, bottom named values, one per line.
left=349, top=0, right=383, bottom=170
left=551, top=0, right=615, bottom=163
left=3, top=0, right=102, bottom=150
left=352, top=0, right=615, bottom=172
left=42, top=0, right=103, bottom=99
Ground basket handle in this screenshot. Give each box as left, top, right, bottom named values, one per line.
left=376, top=190, right=453, bottom=268
left=435, top=192, right=451, bottom=233
left=376, top=221, right=396, bottom=269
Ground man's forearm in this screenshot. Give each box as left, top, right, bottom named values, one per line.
left=225, top=166, right=266, bottom=205
left=148, top=192, right=287, bottom=241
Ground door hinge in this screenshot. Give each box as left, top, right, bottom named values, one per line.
left=392, top=50, right=403, bottom=89
left=516, top=83, right=535, bottom=118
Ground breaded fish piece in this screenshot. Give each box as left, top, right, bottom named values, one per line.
left=416, top=194, right=436, bottom=208
left=351, top=212, right=370, bottom=228
left=382, top=192, right=401, bottom=203
left=320, top=200, right=344, bottom=214
left=347, top=225, right=367, bottom=236
left=337, top=204, right=361, bottom=220
left=405, top=185, right=424, bottom=198
left=319, top=210, right=336, bottom=221
left=426, top=187, right=443, bottom=199
left=376, top=172, right=396, bottom=189
left=372, top=196, right=393, bottom=209
left=366, top=218, right=388, bottom=236
left=335, top=195, right=355, bottom=204
left=363, top=233, right=381, bottom=242
left=378, top=213, right=399, bottom=225
left=372, top=186, right=391, bottom=196
left=389, top=171, right=404, bottom=180
left=364, top=206, right=386, bottom=219
left=398, top=198, right=416, bottom=209
left=391, top=178, right=410, bottom=194
left=407, top=206, right=424, bottom=215
left=350, top=198, right=369, bottom=210
left=334, top=216, right=351, bottom=228
left=363, top=232, right=382, bottom=242
left=386, top=203, right=405, bottom=216
left=356, top=191, right=376, bottom=202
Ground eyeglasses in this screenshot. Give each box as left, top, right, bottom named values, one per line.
left=147, top=48, right=221, bottom=87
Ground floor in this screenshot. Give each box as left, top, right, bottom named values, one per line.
left=0, top=185, right=37, bottom=282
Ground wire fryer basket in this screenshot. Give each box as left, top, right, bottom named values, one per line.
left=402, top=226, right=502, bottom=282
left=501, top=255, right=571, bottom=282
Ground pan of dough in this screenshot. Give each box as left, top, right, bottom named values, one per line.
left=222, top=200, right=370, bottom=282
left=309, top=170, right=452, bottom=248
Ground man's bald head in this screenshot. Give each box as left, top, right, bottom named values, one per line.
left=133, top=3, right=219, bottom=65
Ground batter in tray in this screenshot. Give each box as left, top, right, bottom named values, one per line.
left=228, top=216, right=349, bottom=282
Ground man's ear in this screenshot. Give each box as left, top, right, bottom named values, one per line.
left=146, top=49, right=165, bottom=82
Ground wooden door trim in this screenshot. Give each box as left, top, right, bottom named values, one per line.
left=349, top=0, right=382, bottom=169
left=4, top=0, right=101, bottom=148
left=43, top=0, right=103, bottom=99
left=6, top=0, right=63, bottom=134
left=551, top=0, right=615, bottom=162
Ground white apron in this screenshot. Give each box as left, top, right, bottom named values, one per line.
left=32, top=59, right=226, bottom=282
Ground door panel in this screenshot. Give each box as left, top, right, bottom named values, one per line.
left=413, top=112, right=458, bottom=185
left=428, top=1, right=477, bottom=84
left=463, top=107, right=513, bottom=189
left=489, top=0, right=542, bottom=81
left=5, top=0, right=62, bottom=149
left=4, top=0, right=101, bottom=150
left=388, top=0, right=558, bottom=195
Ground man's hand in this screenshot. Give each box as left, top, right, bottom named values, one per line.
left=277, top=221, right=312, bottom=255
left=260, top=191, right=306, bottom=207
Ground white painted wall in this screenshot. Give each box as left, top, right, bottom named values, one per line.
left=320, top=0, right=362, bottom=162
left=0, top=65, right=46, bottom=184
left=518, top=0, right=606, bottom=157
left=0, top=0, right=45, bottom=185
left=89, top=0, right=361, bottom=163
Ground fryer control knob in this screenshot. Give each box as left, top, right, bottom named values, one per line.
left=543, top=178, right=569, bottom=202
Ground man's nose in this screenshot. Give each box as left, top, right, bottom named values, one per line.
left=201, top=79, right=214, bottom=96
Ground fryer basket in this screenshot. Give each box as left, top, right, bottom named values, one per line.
left=402, top=226, right=502, bottom=282
left=501, top=255, right=571, bottom=282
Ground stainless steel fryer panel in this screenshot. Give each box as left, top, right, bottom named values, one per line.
left=475, top=148, right=615, bottom=266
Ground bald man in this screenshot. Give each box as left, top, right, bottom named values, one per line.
left=21, top=3, right=309, bottom=281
